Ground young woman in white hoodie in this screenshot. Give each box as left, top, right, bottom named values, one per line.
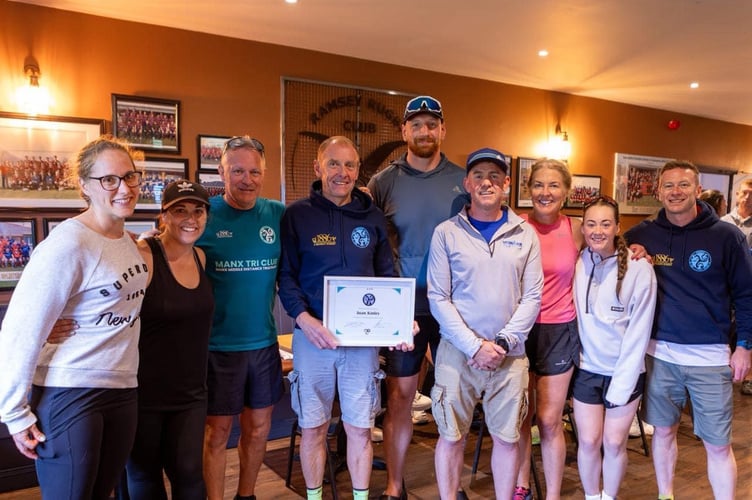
left=572, top=196, right=657, bottom=500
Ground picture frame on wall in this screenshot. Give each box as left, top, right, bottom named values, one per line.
left=43, top=217, right=66, bottom=237
left=112, top=94, right=180, bottom=153
left=515, top=157, right=536, bottom=208
left=0, top=218, right=36, bottom=290
left=613, top=153, right=673, bottom=215
left=566, top=174, right=602, bottom=209
left=124, top=218, right=158, bottom=237
left=0, top=112, right=104, bottom=210
left=196, top=169, right=225, bottom=198
left=197, top=135, right=230, bottom=170
left=136, top=157, right=189, bottom=210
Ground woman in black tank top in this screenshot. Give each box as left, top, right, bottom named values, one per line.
left=126, top=180, right=214, bottom=500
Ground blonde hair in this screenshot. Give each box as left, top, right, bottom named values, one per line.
left=70, top=135, right=142, bottom=203
left=527, top=159, right=572, bottom=191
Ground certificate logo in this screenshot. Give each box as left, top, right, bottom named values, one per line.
left=362, top=293, right=376, bottom=306
left=351, top=227, right=371, bottom=248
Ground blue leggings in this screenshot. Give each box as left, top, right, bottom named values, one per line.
left=126, top=405, right=207, bottom=500
left=31, top=386, right=138, bottom=500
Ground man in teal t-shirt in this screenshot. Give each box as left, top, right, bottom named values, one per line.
left=196, top=136, right=285, bottom=500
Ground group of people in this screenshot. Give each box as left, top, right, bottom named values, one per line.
left=0, top=94, right=751, bottom=500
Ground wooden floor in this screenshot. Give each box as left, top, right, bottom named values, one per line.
left=3, top=388, right=751, bottom=499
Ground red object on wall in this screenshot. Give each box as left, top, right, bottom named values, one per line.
left=668, top=119, right=681, bottom=130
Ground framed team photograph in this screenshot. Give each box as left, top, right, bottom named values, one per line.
left=515, top=157, right=536, bottom=208
left=136, top=157, right=189, bottom=210
left=566, top=174, right=602, bottom=209
left=197, top=135, right=230, bottom=170
left=613, top=153, right=673, bottom=215
left=0, top=218, right=36, bottom=290
left=196, top=169, right=225, bottom=198
left=112, top=94, right=181, bottom=153
left=0, top=112, right=104, bottom=210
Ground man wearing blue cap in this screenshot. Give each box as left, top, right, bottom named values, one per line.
left=367, top=95, right=467, bottom=499
left=427, top=148, right=543, bottom=499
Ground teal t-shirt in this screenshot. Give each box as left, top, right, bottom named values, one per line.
left=197, top=196, right=285, bottom=351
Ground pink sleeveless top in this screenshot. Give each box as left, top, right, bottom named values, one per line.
left=522, top=214, right=578, bottom=323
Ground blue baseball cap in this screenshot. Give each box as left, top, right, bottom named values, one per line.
left=466, top=147, right=509, bottom=175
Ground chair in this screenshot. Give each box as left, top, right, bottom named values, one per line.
left=286, top=416, right=343, bottom=500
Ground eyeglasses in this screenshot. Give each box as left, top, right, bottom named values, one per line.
left=88, top=171, right=143, bottom=191
left=221, top=136, right=265, bottom=158
left=404, top=96, right=443, bottom=119
left=583, top=195, right=618, bottom=211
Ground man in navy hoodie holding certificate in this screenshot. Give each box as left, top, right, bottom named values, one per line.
left=279, top=136, right=410, bottom=500
left=625, top=160, right=752, bottom=500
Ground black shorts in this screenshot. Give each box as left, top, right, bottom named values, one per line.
left=572, top=369, right=645, bottom=409
left=525, top=319, right=580, bottom=376
left=382, top=315, right=440, bottom=377
left=206, top=343, right=284, bottom=415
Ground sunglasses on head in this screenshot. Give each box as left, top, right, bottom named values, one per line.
left=404, top=96, right=443, bottom=116
left=222, top=136, right=265, bottom=157
left=583, top=195, right=618, bottom=211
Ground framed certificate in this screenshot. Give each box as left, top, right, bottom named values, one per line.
left=323, top=276, right=416, bottom=347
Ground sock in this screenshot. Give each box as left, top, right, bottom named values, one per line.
left=234, top=495, right=256, bottom=500
left=657, top=496, right=674, bottom=500
left=585, top=494, right=601, bottom=500
left=353, top=488, right=369, bottom=500
left=602, top=492, right=616, bottom=500
left=307, top=485, right=323, bottom=500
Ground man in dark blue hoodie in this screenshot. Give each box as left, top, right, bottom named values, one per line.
left=625, top=160, right=752, bottom=500
left=279, top=136, right=409, bottom=500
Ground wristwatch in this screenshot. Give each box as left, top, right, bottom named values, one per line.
left=494, top=335, right=509, bottom=353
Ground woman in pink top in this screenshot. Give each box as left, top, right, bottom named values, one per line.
left=514, top=159, right=583, bottom=500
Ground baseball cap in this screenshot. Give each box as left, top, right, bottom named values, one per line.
left=161, top=179, right=210, bottom=211
left=403, top=95, right=444, bottom=122
left=465, top=147, right=510, bottom=175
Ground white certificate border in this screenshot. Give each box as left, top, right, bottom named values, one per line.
left=323, top=276, right=415, bottom=347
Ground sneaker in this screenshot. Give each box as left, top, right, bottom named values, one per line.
left=741, top=380, right=752, bottom=395
left=629, top=415, right=654, bottom=437
left=371, top=427, right=383, bottom=442
left=411, top=409, right=430, bottom=425
left=412, top=391, right=432, bottom=411
left=513, top=486, right=533, bottom=500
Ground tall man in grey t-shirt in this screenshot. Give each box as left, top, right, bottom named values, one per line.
left=367, top=96, right=467, bottom=499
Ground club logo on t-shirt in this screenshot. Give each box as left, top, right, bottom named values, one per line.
left=259, top=226, right=276, bottom=244
left=688, top=250, right=711, bottom=272
left=351, top=227, right=371, bottom=248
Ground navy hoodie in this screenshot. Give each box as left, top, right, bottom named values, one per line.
left=625, top=201, right=752, bottom=345
left=278, top=180, right=395, bottom=323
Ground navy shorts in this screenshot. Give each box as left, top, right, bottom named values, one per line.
left=525, top=319, right=580, bottom=376
left=382, top=315, right=440, bottom=377
left=572, top=369, right=645, bottom=409
left=206, top=344, right=284, bottom=415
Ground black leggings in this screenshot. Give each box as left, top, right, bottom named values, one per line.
left=126, top=405, right=207, bottom=500
left=32, top=386, right=138, bottom=500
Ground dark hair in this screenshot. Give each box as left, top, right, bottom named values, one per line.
left=699, top=189, right=725, bottom=215
left=583, top=196, right=628, bottom=301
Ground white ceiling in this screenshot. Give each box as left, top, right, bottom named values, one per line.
left=13, top=0, right=752, bottom=126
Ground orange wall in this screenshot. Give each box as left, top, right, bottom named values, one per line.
left=2, top=2, right=752, bottom=218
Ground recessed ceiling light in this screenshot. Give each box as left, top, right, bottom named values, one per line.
left=285, top=0, right=298, bottom=4
left=538, top=50, right=549, bottom=57
left=690, top=82, right=700, bottom=89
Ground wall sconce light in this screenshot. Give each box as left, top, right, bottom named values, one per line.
left=546, top=123, right=571, bottom=160
left=15, top=57, right=51, bottom=115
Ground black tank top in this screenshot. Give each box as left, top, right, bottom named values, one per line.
left=137, top=237, right=215, bottom=410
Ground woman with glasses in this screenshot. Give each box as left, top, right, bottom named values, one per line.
left=572, top=197, right=656, bottom=500
left=125, top=180, right=214, bottom=499
left=515, top=159, right=583, bottom=500
left=0, top=136, right=148, bottom=499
